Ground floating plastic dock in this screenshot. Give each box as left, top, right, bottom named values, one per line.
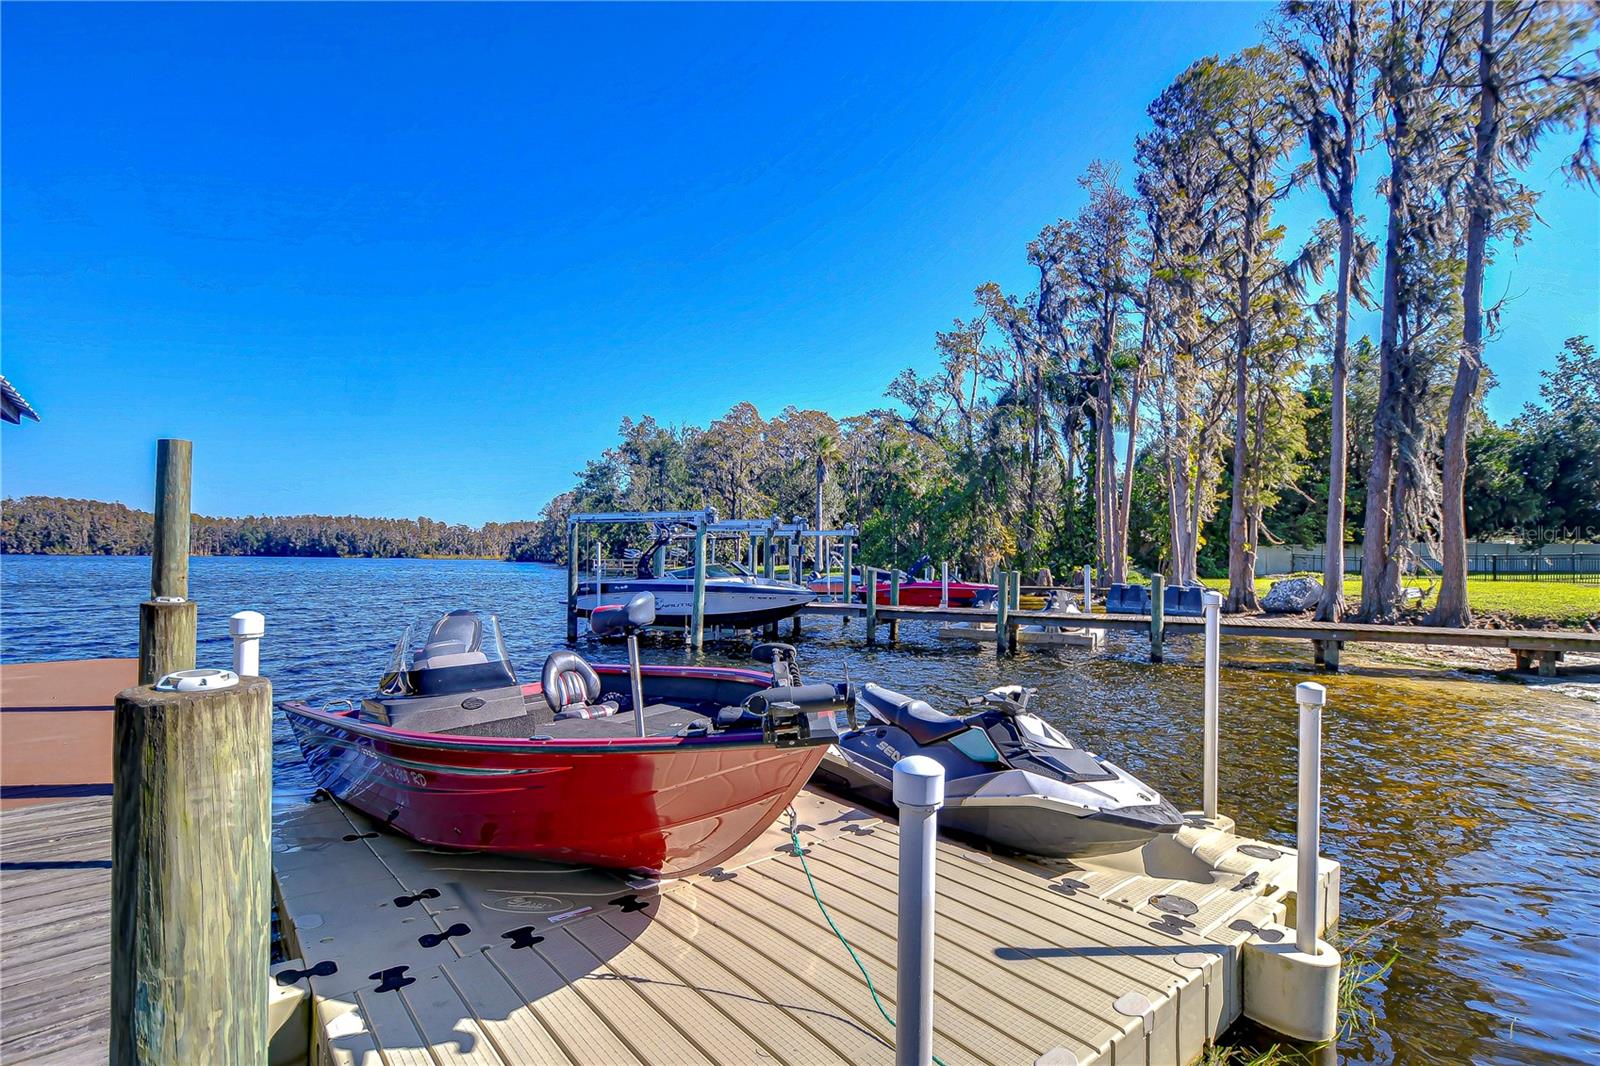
left=273, top=788, right=1338, bottom=1066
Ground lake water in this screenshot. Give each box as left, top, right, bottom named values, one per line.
left=2, top=554, right=1595, bottom=1064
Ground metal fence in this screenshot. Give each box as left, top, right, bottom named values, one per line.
left=1289, top=551, right=1600, bottom=586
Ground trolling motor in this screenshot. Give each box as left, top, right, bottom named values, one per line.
left=588, top=592, right=657, bottom=738
left=744, top=683, right=856, bottom=748
left=743, top=642, right=852, bottom=744
left=752, top=641, right=802, bottom=687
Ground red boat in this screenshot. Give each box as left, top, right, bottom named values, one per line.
left=861, top=578, right=995, bottom=607
left=283, top=601, right=845, bottom=876
left=809, top=571, right=996, bottom=607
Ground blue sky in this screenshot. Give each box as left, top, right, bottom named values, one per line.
left=4, top=3, right=1596, bottom=525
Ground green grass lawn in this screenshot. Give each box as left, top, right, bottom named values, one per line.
left=1194, top=573, right=1598, bottom=628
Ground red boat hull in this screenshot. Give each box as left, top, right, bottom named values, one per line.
left=284, top=666, right=826, bottom=876
left=864, top=581, right=993, bottom=607
left=810, top=576, right=994, bottom=606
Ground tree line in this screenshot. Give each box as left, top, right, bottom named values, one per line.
left=526, top=0, right=1599, bottom=626
left=0, top=497, right=541, bottom=560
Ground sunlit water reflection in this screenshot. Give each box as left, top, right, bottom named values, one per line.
left=3, top=555, right=1595, bottom=1064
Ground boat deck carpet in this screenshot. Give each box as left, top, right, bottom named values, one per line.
left=439, top=699, right=724, bottom=741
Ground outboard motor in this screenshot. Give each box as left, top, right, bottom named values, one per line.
left=589, top=593, right=657, bottom=738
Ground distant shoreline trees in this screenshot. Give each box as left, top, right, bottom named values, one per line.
left=3, top=335, right=1591, bottom=573
left=0, top=498, right=545, bottom=561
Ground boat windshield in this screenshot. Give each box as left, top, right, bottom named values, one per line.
left=666, top=562, right=752, bottom=580
left=378, top=610, right=517, bottom=697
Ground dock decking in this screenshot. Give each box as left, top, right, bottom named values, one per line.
left=275, top=789, right=1338, bottom=1066
left=0, top=797, right=113, bottom=1064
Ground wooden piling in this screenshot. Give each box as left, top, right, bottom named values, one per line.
left=788, top=538, right=802, bottom=637
left=1008, top=570, right=1021, bottom=650
left=112, top=676, right=272, bottom=1065
left=566, top=524, right=580, bottom=643
left=866, top=567, right=881, bottom=644
left=137, top=601, right=197, bottom=687
left=889, top=570, right=901, bottom=644
left=1314, top=639, right=1342, bottom=672
left=841, top=536, right=854, bottom=603
left=690, top=523, right=708, bottom=649
left=137, top=440, right=197, bottom=687
left=1150, top=573, right=1165, bottom=663
left=150, top=439, right=191, bottom=601
left=763, top=532, right=778, bottom=638
left=995, top=571, right=1011, bottom=657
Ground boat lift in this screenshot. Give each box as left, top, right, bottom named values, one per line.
left=566, top=511, right=856, bottom=647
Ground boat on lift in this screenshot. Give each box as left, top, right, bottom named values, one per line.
left=813, top=682, right=1183, bottom=857
left=856, top=557, right=1056, bottom=610
left=283, top=595, right=848, bottom=875
left=809, top=559, right=996, bottom=607
left=577, top=529, right=814, bottom=630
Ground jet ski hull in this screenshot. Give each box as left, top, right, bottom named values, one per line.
left=813, top=684, right=1184, bottom=859
left=815, top=745, right=1181, bottom=858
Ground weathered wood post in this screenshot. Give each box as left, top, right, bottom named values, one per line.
left=566, top=522, right=580, bottom=643
left=940, top=561, right=949, bottom=608
left=1008, top=570, right=1021, bottom=651
left=841, top=536, right=854, bottom=604
left=865, top=567, right=879, bottom=646
left=995, top=571, right=1011, bottom=657
left=1149, top=572, right=1166, bottom=664
left=139, top=439, right=197, bottom=685
left=690, top=521, right=708, bottom=649
left=763, top=531, right=779, bottom=639
left=113, top=675, right=272, bottom=1065
left=114, top=439, right=271, bottom=1064
left=888, top=570, right=901, bottom=645
left=789, top=537, right=803, bottom=639
left=1082, top=565, right=1093, bottom=612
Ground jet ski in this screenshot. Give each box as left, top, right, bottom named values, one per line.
left=813, top=682, right=1183, bottom=858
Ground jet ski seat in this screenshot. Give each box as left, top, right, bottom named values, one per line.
left=859, top=683, right=969, bottom=746
left=541, top=650, right=620, bottom=719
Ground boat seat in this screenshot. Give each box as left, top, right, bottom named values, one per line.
left=540, top=650, right=621, bottom=719
left=412, top=649, right=490, bottom=670
left=859, top=683, right=969, bottom=746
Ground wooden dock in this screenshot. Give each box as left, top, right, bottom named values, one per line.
left=798, top=601, right=1599, bottom=672
left=275, top=789, right=1339, bottom=1066
left=0, top=797, right=113, bottom=1064
left=0, top=659, right=131, bottom=1063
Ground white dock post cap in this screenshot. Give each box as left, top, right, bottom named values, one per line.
left=1295, top=681, right=1327, bottom=706
left=229, top=610, right=266, bottom=638
left=893, top=755, right=945, bottom=809
left=155, top=668, right=240, bottom=693
left=1202, top=591, right=1223, bottom=607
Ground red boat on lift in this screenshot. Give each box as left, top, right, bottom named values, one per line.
left=809, top=560, right=996, bottom=607
left=283, top=596, right=847, bottom=876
